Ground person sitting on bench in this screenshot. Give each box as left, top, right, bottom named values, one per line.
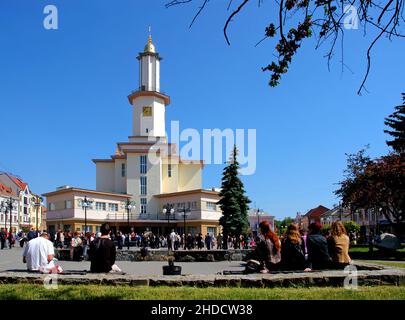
left=88, top=223, right=116, bottom=273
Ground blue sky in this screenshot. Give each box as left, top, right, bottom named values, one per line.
left=0, top=0, right=403, bottom=220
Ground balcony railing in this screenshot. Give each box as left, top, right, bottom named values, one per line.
left=132, top=86, right=167, bottom=95
left=106, top=213, right=174, bottom=221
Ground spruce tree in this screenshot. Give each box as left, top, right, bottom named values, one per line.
left=217, top=145, right=251, bottom=249
left=384, top=93, right=405, bottom=155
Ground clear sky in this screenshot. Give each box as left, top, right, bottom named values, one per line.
left=0, top=1, right=403, bottom=220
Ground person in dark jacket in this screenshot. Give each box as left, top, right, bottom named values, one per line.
left=27, top=228, right=36, bottom=241
left=205, top=233, right=212, bottom=250
left=0, top=228, right=7, bottom=250
left=89, top=223, right=116, bottom=273
left=117, top=231, right=123, bottom=250
left=305, top=222, right=332, bottom=271
left=281, top=223, right=307, bottom=271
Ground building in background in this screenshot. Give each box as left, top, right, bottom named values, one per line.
left=44, top=35, right=222, bottom=236
left=248, top=208, right=275, bottom=236
left=319, top=205, right=395, bottom=237
left=0, top=172, right=43, bottom=232
left=296, top=205, right=330, bottom=229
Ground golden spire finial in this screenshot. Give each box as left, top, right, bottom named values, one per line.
left=148, top=26, right=152, bottom=43
left=144, top=26, right=156, bottom=53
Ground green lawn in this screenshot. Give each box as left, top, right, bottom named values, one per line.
left=349, top=247, right=405, bottom=253
left=0, top=284, right=404, bottom=300
left=365, top=260, right=405, bottom=268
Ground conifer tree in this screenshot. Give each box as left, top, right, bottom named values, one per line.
left=217, top=145, right=251, bottom=249
left=384, top=93, right=405, bottom=155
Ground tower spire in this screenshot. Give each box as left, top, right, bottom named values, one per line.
left=144, top=26, right=156, bottom=53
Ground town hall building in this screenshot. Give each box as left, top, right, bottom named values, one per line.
left=44, top=35, right=222, bottom=237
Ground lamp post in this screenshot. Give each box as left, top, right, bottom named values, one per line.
left=9, top=197, right=13, bottom=234
left=178, top=206, right=191, bottom=250
left=81, top=196, right=93, bottom=235
left=162, top=204, right=175, bottom=236
left=0, top=201, right=7, bottom=230
left=256, top=208, right=263, bottom=236
left=31, top=195, right=43, bottom=236
left=124, top=199, right=136, bottom=250
left=339, top=202, right=343, bottom=221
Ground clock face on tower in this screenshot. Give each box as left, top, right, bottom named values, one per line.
left=142, top=106, right=152, bottom=117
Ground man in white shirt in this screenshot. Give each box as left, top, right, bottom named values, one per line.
left=169, top=230, right=177, bottom=251
left=22, top=232, right=55, bottom=271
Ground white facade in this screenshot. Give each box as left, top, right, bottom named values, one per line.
left=45, top=35, right=222, bottom=236
left=131, top=96, right=166, bottom=137
left=92, top=36, right=211, bottom=219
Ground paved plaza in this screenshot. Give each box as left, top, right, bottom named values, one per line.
left=0, top=247, right=245, bottom=276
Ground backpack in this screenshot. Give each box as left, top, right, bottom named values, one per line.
left=244, top=259, right=262, bottom=273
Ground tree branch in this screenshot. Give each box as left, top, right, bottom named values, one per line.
left=224, top=0, right=250, bottom=45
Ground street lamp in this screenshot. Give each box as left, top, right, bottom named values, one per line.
left=80, top=196, right=93, bottom=235
left=162, top=204, right=175, bottom=236
left=31, top=195, right=43, bottom=236
left=1, top=198, right=15, bottom=234
left=178, top=206, right=191, bottom=250
left=0, top=201, right=7, bottom=230
left=256, top=208, right=263, bottom=236
left=124, top=199, right=136, bottom=250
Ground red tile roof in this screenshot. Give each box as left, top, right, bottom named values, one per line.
left=304, top=205, right=330, bottom=219
left=0, top=183, right=12, bottom=196
left=9, top=176, right=27, bottom=190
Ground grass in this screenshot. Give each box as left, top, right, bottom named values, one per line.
left=0, top=284, right=405, bottom=300
left=349, top=247, right=372, bottom=253
left=365, top=260, right=405, bottom=268
left=349, top=247, right=405, bottom=253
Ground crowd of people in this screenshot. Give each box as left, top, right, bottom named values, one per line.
left=8, top=219, right=354, bottom=274
left=248, top=220, right=352, bottom=273
left=21, top=223, right=118, bottom=273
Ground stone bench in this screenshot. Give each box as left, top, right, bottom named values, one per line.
left=115, top=249, right=253, bottom=262
left=0, top=262, right=404, bottom=288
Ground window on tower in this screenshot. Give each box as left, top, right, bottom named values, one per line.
left=121, top=163, right=126, bottom=177
left=140, top=198, right=147, bottom=214
left=140, top=176, right=147, bottom=195
left=168, top=164, right=172, bottom=177
left=140, top=155, right=147, bottom=174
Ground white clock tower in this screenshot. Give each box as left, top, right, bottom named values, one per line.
left=128, top=33, right=170, bottom=138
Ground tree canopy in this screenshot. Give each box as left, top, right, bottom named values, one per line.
left=335, top=149, right=405, bottom=234
left=217, top=145, right=251, bottom=246
left=384, top=93, right=405, bottom=155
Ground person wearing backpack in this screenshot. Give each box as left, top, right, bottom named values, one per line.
left=281, top=223, right=307, bottom=271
